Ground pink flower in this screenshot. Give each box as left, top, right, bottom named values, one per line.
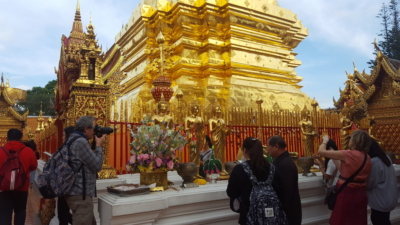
left=142, top=154, right=150, bottom=161
left=126, top=164, right=130, bottom=172
left=150, top=154, right=154, bottom=160
left=155, top=158, right=162, bottom=167
left=167, top=160, right=174, bottom=170
left=137, top=154, right=143, bottom=161
left=129, top=155, right=136, bottom=164
left=211, top=170, right=214, bottom=174
left=158, top=153, right=163, bottom=158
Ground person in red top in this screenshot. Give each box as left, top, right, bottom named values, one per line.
left=0, top=129, right=38, bottom=225
left=318, top=130, right=372, bottom=225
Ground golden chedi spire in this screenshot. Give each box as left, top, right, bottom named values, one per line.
left=70, top=0, right=85, bottom=40
left=36, top=102, right=45, bottom=131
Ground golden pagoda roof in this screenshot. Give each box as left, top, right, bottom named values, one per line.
left=0, top=73, right=28, bottom=122
left=334, top=42, right=400, bottom=109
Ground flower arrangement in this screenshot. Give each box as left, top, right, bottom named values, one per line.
left=126, top=115, right=187, bottom=173
left=203, top=150, right=222, bottom=181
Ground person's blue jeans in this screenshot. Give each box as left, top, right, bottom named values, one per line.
left=0, top=190, right=29, bottom=225
left=30, top=170, right=36, bottom=184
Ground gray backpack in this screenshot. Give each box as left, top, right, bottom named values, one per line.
left=242, top=162, right=288, bottom=225
left=37, top=136, right=83, bottom=199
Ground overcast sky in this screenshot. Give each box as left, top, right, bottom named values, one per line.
left=0, top=0, right=383, bottom=108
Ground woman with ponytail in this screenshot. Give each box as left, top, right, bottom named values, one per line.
left=227, top=137, right=285, bottom=225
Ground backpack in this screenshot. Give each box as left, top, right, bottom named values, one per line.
left=0, top=147, right=28, bottom=190
left=242, top=162, right=288, bottom=225
left=37, top=136, right=82, bottom=199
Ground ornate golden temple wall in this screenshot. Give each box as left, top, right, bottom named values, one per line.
left=367, top=75, right=400, bottom=153
left=110, top=0, right=317, bottom=121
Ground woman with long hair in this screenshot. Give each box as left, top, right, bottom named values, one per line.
left=314, top=139, right=340, bottom=187
left=227, top=137, right=287, bottom=225
left=58, top=126, right=75, bottom=225
left=367, top=139, right=398, bottom=225
left=318, top=130, right=372, bottom=225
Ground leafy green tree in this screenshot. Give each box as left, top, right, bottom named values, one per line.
left=18, top=80, right=57, bottom=116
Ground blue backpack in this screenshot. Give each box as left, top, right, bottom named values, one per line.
left=37, top=136, right=82, bottom=199
left=242, top=162, right=288, bottom=225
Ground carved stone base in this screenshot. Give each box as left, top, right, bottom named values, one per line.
left=98, top=164, right=118, bottom=179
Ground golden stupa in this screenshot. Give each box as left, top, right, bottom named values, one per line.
left=111, top=0, right=316, bottom=119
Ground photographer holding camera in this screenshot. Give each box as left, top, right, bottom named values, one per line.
left=65, top=116, right=106, bottom=225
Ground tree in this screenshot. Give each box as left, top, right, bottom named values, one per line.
left=18, top=80, right=57, bottom=116
left=368, top=0, right=400, bottom=68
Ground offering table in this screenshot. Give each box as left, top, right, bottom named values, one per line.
left=99, top=167, right=400, bottom=225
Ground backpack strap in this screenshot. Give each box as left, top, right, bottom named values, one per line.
left=66, top=136, right=86, bottom=200
left=266, top=164, right=275, bottom=185
left=242, top=162, right=260, bottom=185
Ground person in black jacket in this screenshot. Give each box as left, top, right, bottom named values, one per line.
left=266, top=135, right=302, bottom=225
left=227, top=137, right=284, bottom=225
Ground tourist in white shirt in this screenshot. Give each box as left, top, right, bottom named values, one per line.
left=314, top=139, right=340, bottom=187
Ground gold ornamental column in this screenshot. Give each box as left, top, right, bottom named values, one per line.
left=65, top=18, right=117, bottom=179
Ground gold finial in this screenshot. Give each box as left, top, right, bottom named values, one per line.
left=352, top=60, right=357, bottom=71
left=311, top=97, right=318, bottom=107
left=5, top=75, right=10, bottom=88
left=76, top=0, right=80, bottom=12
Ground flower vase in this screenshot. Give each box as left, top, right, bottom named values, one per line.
left=140, top=170, right=169, bottom=190
left=207, top=173, right=220, bottom=184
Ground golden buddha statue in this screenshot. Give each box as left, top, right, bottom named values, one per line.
left=86, top=99, right=98, bottom=118
left=209, top=101, right=230, bottom=178
left=152, top=94, right=174, bottom=129
left=184, top=99, right=205, bottom=176
left=340, top=104, right=352, bottom=150
left=299, top=109, right=317, bottom=157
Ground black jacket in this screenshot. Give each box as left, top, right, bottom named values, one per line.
left=226, top=161, right=283, bottom=225
left=273, top=151, right=302, bottom=225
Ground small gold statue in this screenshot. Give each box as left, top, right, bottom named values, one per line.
left=86, top=99, right=98, bottom=118
left=184, top=98, right=205, bottom=177
left=340, top=104, right=352, bottom=150
left=299, top=108, right=317, bottom=157
left=209, top=101, right=230, bottom=179
left=152, top=94, right=174, bottom=129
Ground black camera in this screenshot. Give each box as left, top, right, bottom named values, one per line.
left=94, top=125, right=114, bottom=138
